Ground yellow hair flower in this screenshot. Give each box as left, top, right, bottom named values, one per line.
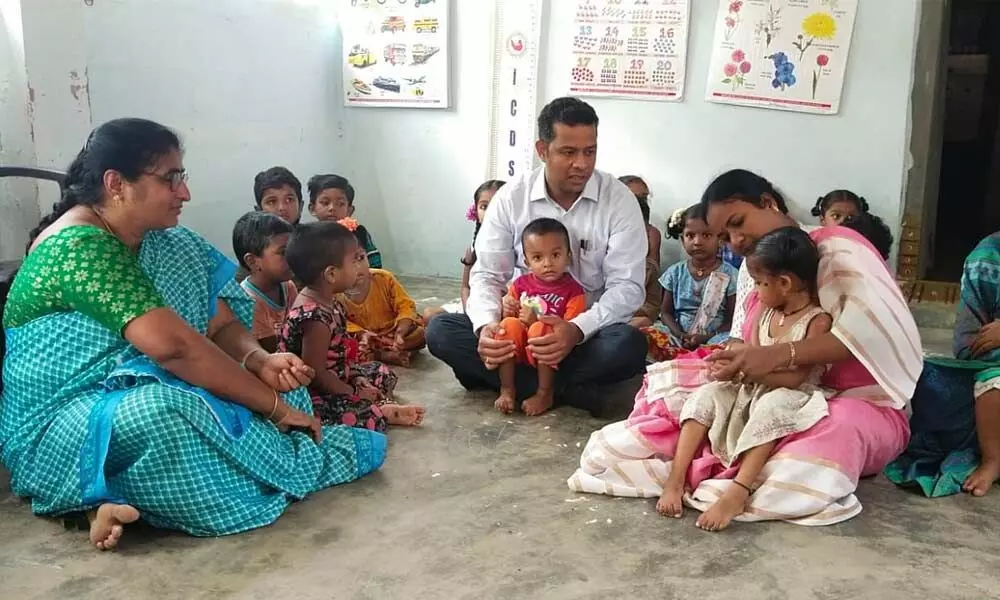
left=802, top=12, right=836, bottom=40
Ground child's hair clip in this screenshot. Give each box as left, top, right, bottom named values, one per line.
left=465, top=203, right=478, bottom=222
left=338, top=217, right=359, bottom=232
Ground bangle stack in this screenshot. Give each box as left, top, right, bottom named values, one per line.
left=787, top=342, right=797, bottom=369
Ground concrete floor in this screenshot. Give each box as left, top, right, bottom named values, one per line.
left=2, top=279, right=1000, bottom=599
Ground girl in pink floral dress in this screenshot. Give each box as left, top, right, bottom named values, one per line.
left=278, top=221, right=424, bottom=431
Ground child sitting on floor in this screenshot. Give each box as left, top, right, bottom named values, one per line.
left=657, top=227, right=833, bottom=531
left=814, top=188, right=893, bottom=260
left=307, top=174, right=382, bottom=268
left=494, top=218, right=586, bottom=417
left=646, top=204, right=738, bottom=359
left=424, top=179, right=506, bottom=322
left=279, top=222, right=424, bottom=430
left=232, top=211, right=297, bottom=353
left=620, top=175, right=663, bottom=328
left=460, top=179, right=506, bottom=310
left=338, top=244, right=426, bottom=367
left=811, top=188, right=868, bottom=227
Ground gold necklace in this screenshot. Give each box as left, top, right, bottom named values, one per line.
left=91, top=206, right=117, bottom=237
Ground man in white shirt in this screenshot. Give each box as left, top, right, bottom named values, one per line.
left=427, top=97, right=648, bottom=417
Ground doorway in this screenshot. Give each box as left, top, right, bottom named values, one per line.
left=916, top=0, right=1000, bottom=283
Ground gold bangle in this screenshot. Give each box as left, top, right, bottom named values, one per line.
left=267, top=390, right=280, bottom=421
left=277, top=409, right=291, bottom=426
left=788, top=342, right=797, bottom=369
left=240, top=347, right=264, bottom=370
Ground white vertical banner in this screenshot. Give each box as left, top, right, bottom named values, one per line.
left=487, top=0, right=545, bottom=181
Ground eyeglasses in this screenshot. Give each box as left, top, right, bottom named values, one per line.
left=145, top=169, right=189, bottom=191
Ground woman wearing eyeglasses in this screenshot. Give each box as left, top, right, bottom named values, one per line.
left=0, top=119, right=386, bottom=551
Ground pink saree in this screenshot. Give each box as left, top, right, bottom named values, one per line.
left=567, top=226, right=923, bottom=525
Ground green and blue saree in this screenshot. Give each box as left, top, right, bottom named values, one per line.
left=1, top=225, right=385, bottom=535
left=885, top=233, right=1000, bottom=497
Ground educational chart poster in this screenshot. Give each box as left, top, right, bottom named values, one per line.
left=569, top=0, right=690, bottom=101
left=705, top=0, right=857, bottom=115
left=342, top=0, right=450, bottom=108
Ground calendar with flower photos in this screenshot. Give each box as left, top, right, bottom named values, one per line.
left=569, top=0, right=690, bottom=101
left=705, top=0, right=858, bottom=115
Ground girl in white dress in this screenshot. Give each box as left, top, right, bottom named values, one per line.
left=657, top=226, right=834, bottom=531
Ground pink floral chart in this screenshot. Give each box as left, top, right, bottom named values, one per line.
left=721, top=48, right=751, bottom=90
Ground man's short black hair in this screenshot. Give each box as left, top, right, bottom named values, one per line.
left=232, top=211, right=293, bottom=270
left=521, top=217, right=572, bottom=252
left=253, top=166, right=302, bottom=208
left=285, top=221, right=358, bottom=286
left=537, top=97, right=599, bottom=145
left=307, top=174, right=356, bottom=206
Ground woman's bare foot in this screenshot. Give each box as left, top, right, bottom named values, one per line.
left=963, top=459, right=1000, bottom=496
left=656, top=480, right=685, bottom=518
left=88, top=503, right=140, bottom=551
left=696, top=484, right=749, bottom=532
left=383, top=404, right=425, bottom=426
left=521, top=388, right=554, bottom=416
left=495, top=388, right=515, bottom=415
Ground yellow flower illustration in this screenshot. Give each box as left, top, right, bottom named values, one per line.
left=802, top=12, right=836, bottom=40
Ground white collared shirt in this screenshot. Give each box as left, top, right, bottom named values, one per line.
left=468, top=166, right=647, bottom=340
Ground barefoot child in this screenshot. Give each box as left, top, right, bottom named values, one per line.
left=232, top=212, right=298, bottom=353
left=308, top=174, right=382, bottom=268
left=657, top=227, right=833, bottom=531
left=494, top=218, right=586, bottom=416
left=339, top=250, right=426, bottom=367
left=279, top=222, right=424, bottom=429
left=646, top=204, right=738, bottom=359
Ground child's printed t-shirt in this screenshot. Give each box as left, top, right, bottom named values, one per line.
left=507, top=273, right=586, bottom=320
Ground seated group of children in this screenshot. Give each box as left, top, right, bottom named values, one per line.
left=234, top=169, right=894, bottom=428
left=234, top=167, right=425, bottom=434
left=630, top=183, right=893, bottom=363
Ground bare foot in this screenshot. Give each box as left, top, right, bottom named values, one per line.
left=378, top=349, right=411, bottom=367
left=696, top=484, right=749, bottom=532
left=963, top=459, right=1000, bottom=497
left=521, top=388, right=554, bottom=416
left=495, top=388, right=515, bottom=415
left=88, top=503, right=140, bottom=551
left=656, top=480, right=685, bottom=518
left=383, top=404, right=425, bottom=426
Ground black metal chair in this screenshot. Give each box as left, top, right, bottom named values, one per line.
left=0, top=167, right=66, bottom=391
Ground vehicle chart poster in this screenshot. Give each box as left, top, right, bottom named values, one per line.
left=342, top=0, right=450, bottom=108
left=704, top=0, right=857, bottom=115
left=569, top=0, right=690, bottom=101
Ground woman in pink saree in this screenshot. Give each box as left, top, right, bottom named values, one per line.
left=568, top=169, right=922, bottom=527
